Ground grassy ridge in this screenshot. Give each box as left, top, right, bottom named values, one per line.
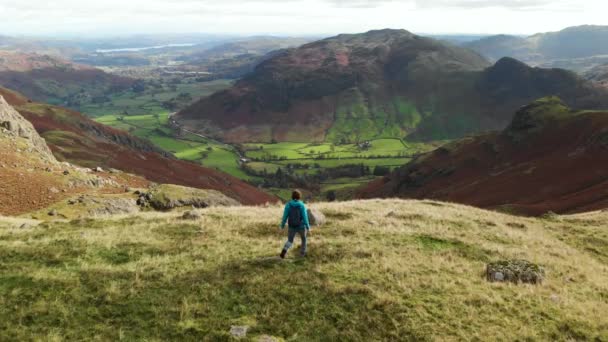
left=1, top=200, right=607, bottom=340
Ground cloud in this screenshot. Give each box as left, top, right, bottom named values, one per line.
left=0, top=0, right=603, bottom=36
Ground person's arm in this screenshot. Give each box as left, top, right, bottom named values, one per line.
left=301, top=203, right=310, bottom=230
left=280, top=204, right=289, bottom=229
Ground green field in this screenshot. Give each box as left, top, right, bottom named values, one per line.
left=80, top=79, right=233, bottom=117
left=243, top=139, right=433, bottom=176
left=94, top=111, right=434, bottom=198
left=96, top=113, right=254, bottom=180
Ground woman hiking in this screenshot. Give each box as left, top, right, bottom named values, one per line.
left=279, top=190, right=310, bottom=258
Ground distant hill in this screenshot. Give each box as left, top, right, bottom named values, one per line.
left=0, top=87, right=275, bottom=205
left=0, top=51, right=135, bottom=107
left=585, top=63, right=608, bottom=88
left=466, top=25, right=608, bottom=71
left=180, top=36, right=314, bottom=79
left=359, top=97, right=608, bottom=215
left=176, top=29, right=608, bottom=143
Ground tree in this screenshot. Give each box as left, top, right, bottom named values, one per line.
left=326, top=190, right=337, bottom=202
left=373, top=166, right=391, bottom=176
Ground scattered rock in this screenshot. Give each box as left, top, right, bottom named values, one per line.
left=307, top=208, right=326, bottom=226
left=48, top=187, right=60, bottom=194
left=93, top=167, right=103, bottom=173
left=48, top=209, right=58, bottom=216
left=230, top=326, right=249, bottom=339
left=182, top=210, right=203, bottom=220
left=63, top=170, right=70, bottom=175
left=486, top=260, right=545, bottom=284
left=19, top=223, right=32, bottom=229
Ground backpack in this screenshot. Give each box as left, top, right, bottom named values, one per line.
left=288, top=204, right=303, bottom=227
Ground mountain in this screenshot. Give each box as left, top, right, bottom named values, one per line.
left=466, top=25, right=608, bottom=71
left=359, top=97, right=608, bottom=216
left=175, top=29, right=608, bottom=143
left=178, top=36, right=314, bottom=79
left=585, top=63, right=608, bottom=88
left=0, top=87, right=275, bottom=205
left=0, top=51, right=135, bottom=107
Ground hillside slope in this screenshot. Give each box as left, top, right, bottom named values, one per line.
left=360, top=97, right=608, bottom=215
left=0, top=51, right=134, bottom=107
left=0, top=87, right=275, bottom=205
left=176, top=29, right=608, bottom=143
left=0, top=199, right=607, bottom=339
left=0, top=95, right=149, bottom=215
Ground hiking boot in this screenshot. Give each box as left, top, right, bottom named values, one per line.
left=280, top=249, right=288, bottom=259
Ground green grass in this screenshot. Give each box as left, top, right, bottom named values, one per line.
left=1, top=200, right=607, bottom=340
left=78, top=79, right=233, bottom=117
left=94, top=112, right=256, bottom=181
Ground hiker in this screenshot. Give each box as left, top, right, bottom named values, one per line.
left=280, top=190, right=310, bottom=258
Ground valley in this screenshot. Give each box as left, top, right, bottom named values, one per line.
left=1, top=6, right=608, bottom=339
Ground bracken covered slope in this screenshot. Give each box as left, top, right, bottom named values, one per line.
left=0, top=95, right=150, bottom=215
left=0, top=87, right=276, bottom=205
left=176, top=29, right=608, bottom=143
left=359, top=97, right=608, bottom=215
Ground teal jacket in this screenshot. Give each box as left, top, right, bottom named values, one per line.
left=281, top=200, right=310, bottom=230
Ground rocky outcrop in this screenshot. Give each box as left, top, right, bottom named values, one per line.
left=486, top=260, right=545, bottom=284
left=142, top=184, right=240, bottom=210
left=0, top=95, right=55, bottom=163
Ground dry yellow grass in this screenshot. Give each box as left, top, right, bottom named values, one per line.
left=0, top=199, right=607, bottom=340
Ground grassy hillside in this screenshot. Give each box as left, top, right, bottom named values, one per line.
left=1, top=200, right=607, bottom=340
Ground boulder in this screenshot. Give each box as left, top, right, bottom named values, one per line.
left=307, top=208, right=326, bottom=227
left=147, top=184, right=239, bottom=210
left=182, top=210, right=203, bottom=220
left=486, top=260, right=545, bottom=284
left=230, top=326, right=249, bottom=339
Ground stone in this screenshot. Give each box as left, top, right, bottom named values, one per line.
left=63, top=170, right=70, bottom=175
left=182, top=210, right=203, bottom=220
left=486, top=260, right=545, bottom=285
left=48, top=187, right=60, bottom=194
left=48, top=209, right=58, bottom=216
left=230, top=326, right=249, bottom=339
left=307, top=208, right=326, bottom=227
left=93, top=167, right=103, bottom=173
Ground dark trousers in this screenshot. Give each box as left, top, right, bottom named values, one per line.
left=283, top=227, right=307, bottom=256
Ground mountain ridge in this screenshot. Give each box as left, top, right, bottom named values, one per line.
left=176, top=29, right=608, bottom=143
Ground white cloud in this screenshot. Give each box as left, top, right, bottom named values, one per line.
left=0, top=0, right=605, bottom=36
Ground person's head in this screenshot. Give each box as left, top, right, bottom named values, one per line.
left=291, top=190, right=302, bottom=201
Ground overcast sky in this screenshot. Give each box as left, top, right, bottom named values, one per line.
left=0, top=0, right=605, bottom=37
